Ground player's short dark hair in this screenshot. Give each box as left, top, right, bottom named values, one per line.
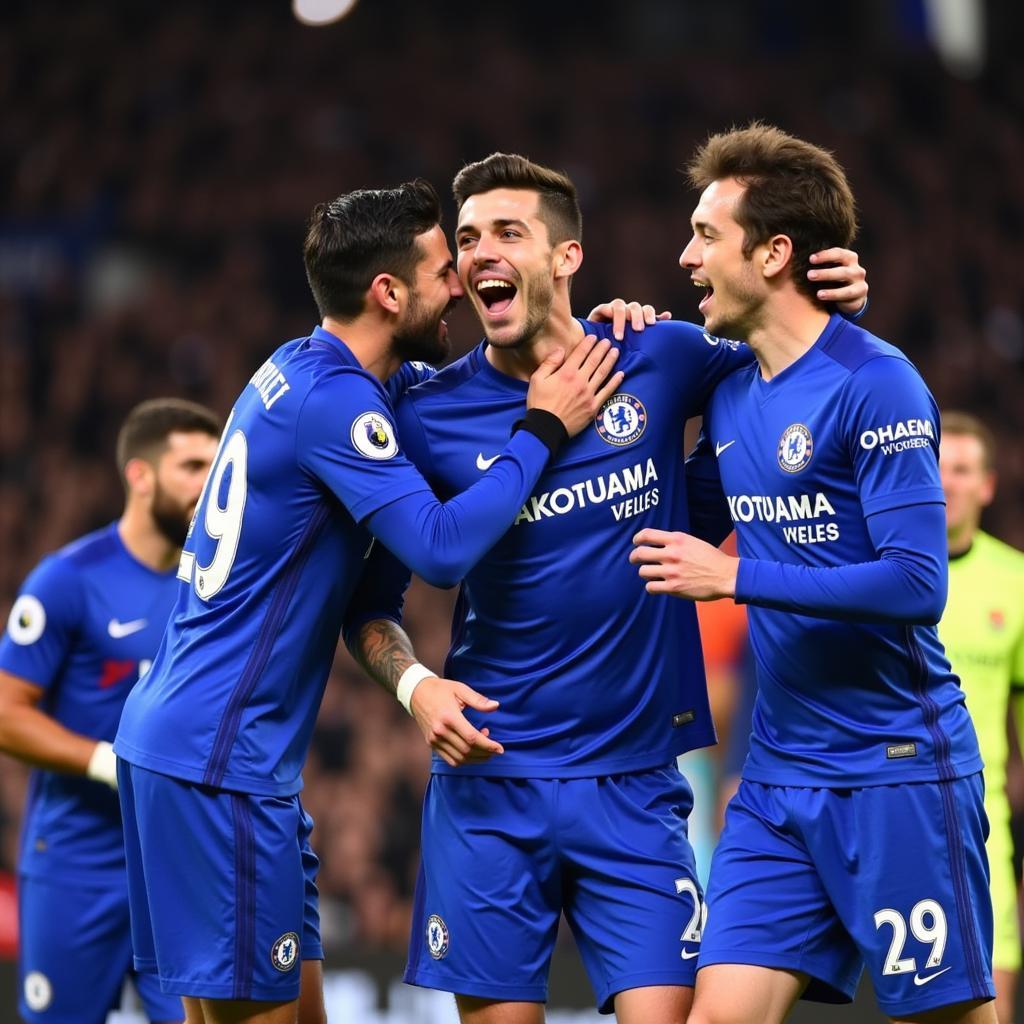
left=941, top=410, right=996, bottom=471
left=687, top=122, right=858, bottom=304
left=452, top=153, right=582, bottom=246
left=303, top=180, right=442, bottom=320
left=116, top=398, right=220, bottom=478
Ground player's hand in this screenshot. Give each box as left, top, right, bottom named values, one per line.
left=587, top=299, right=671, bottom=340
left=409, top=676, right=505, bottom=767
left=630, top=528, right=739, bottom=600
left=808, top=247, right=867, bottom=317
left=527, top=334, right=624, bottom=437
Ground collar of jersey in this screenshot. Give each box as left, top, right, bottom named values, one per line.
left=308, top=325, right=362, bottom=368
left=471, top=341, right=529, bottom=392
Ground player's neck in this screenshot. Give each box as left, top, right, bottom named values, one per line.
left=747, top=299, right=831, bottom=381
left=485, top=306, right=584, bottom=381
left=320, top=316, right=398, bottom=382
left=118, top=510, right=180, bottom=573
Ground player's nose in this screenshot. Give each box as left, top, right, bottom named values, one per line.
left=679, top=236, right=699, bottom=269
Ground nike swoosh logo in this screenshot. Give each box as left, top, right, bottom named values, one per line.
left=913, top=966, right=952, bottom=986
left=715, top=440, right=736, bottom=457
left=476, top=453, right=500, bottom=471
left=680, top=948, right=699, bottom=960
left=108, top=618, right=147, bottom=639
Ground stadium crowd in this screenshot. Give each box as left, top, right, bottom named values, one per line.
left=1, top=0, right=1022, bottom=961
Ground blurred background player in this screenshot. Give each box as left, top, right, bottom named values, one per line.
left=939, top=411, right=1024, bottom=1024
left=0, top=398, right=220, bottom=1024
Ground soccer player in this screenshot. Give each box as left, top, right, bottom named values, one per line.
left=346, top=154, right=866, bottom=1024
left=0, top=398, right=220, bottom=1024
left=939, top=411, right=1024, bottom=1024
left=113, top=179, right=622, bottom=1024
left=631, top=124, right=994, bottom=1024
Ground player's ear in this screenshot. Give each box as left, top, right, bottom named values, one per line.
left=980, top=470, right=997, bottom=507
left=553, top=240, right=582, bottom=281
left=123, top=457, right=155, bottom=499
left=368, top=273, right=404, bottom=316
left=760, top=234, right=793, bottom=281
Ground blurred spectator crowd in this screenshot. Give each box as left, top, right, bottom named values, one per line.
left=1, top=0, right=1022, bottom=955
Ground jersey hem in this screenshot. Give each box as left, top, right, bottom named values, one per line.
left=114, top=742, right=303, bottom=797
left=739, top=753, right=983, bottom=788
left=429, top=736, right=716, bottom=778
left=18, top=864, right=127, bottom=885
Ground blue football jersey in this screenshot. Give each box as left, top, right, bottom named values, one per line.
left=115, top=327, right=555, bottom=796
left=0, top=524, right=177, bottom=881
left=396, top=319, right=752, bottom=777
left=698, top=314, right=981, bottom=786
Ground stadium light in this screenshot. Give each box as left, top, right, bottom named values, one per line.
left=292, top=0, right=359, bottom=26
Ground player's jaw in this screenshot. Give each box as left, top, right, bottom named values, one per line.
left=393, top=287, right=455, bottom=364
left=689, top=266, right=762, bottom=339
left=149, top=479, right=195, bottom=548
left=466, top=262, right=554, bottom=350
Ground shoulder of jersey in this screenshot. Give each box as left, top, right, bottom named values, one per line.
left=56, top=524, right=120, bottom=572
left=819, top=319, right=911, bottom=374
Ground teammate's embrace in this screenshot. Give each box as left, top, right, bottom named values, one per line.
left=113, top=179, right=621, bottom=1024
left=0, top=398, right=220, bottom=1024
left=632, top=123, right=994, bottom=1024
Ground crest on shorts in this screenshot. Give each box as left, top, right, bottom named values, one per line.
left=426, top=914, right=449, bottom=959
left=23, top=971, right=52, bottom=1011
left=595, top=394, right=647, bottom=447
left=350, top=412, right=398, bottom=460
left=271, top=931, right=300, bottom=972
left=777, top=423, right=813, bottom=473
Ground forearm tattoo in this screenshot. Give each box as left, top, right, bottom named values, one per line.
left=353, top=619, right=418, bottom=694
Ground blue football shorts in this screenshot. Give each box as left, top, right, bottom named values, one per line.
left=699, top=775, right=994, bottom=1018
left=18, top=872, right=183, bottom=1024
left=118, top=761, right=323, bottom=1001
left=405, top=764, right=704, bottom=1014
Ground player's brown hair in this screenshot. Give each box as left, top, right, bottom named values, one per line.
left=116, top=398, right=220, bottom=482
left=941, top=410, right=996, bottom=471
left=687, top=122, right=858, bottom=304
left=453, top=153, right=582, bottom=246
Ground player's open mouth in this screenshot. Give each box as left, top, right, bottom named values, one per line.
left=476, top=277, right=518, bottom=318
left=694, top=279, right=714, bottom=314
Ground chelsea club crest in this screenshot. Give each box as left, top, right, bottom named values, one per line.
left=777, top=423, right=813, bottom=473
left=595, top=394, right=647, bottom=447
left=270, top=931, right=299, bottom=972
left=426, top=914, right=450, bottom=959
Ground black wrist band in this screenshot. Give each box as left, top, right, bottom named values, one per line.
left=512, top=408, right=569, bottom=459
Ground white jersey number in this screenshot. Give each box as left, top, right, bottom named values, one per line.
left=178, top=424, right=248, bottom=600
left=873, top=899, right=948, bottom=975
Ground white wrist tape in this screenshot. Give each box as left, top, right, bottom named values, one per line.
left=87, top=740, right=119, bottom=790
left=397, top=663, right=436, bottom=715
